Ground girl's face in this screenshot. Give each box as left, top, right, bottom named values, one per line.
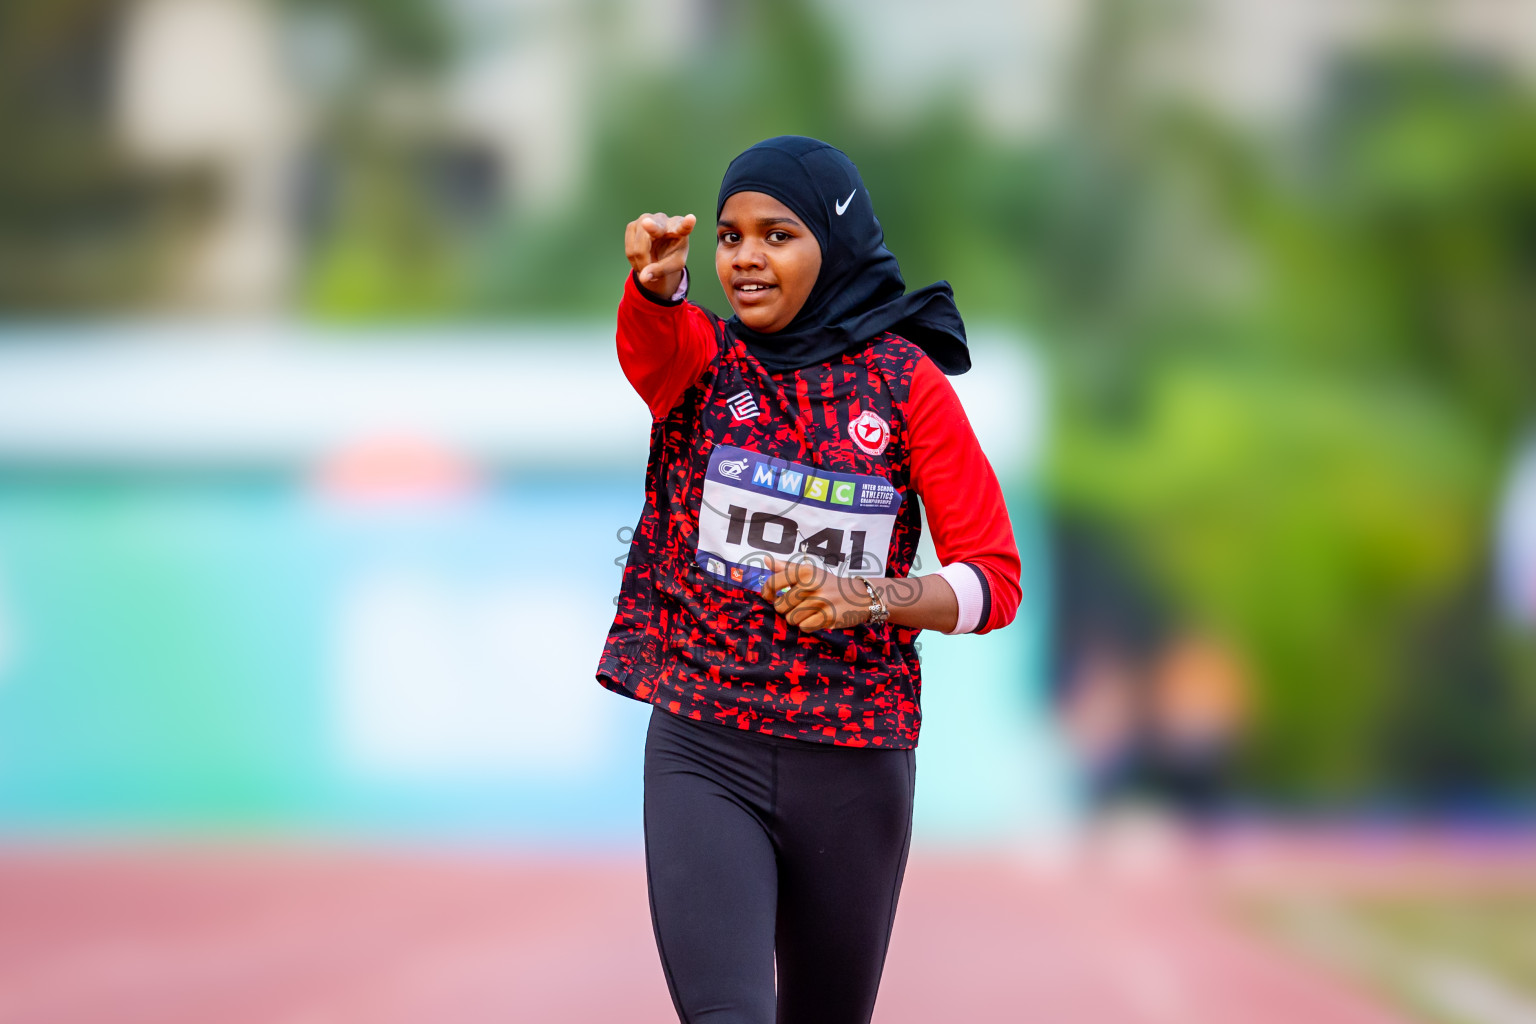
left=716, top=191, right=822, bottom=333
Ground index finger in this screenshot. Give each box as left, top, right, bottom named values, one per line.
left=666, top=214, right=697, bottom=237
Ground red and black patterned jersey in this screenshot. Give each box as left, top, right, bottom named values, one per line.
left=596, top=272, right=1021, bottom=748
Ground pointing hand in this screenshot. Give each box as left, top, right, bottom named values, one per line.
left=625, top=212, right=696, bottom=300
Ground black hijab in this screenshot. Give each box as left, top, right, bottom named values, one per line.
left=716, top=136, right=970, bottom=376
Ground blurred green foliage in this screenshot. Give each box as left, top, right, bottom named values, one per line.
left=284, top=0, right=463, bottom=318
left=1038, top=3, right=1536, bottom=801
left=461, top=0, right=1035, bottom=326
left=0, top=0, right=187, bottom=309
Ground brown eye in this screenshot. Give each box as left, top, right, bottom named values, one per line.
left=768, top=230, right=791, bottom=243
left=718, top=231, right=741, bottom=244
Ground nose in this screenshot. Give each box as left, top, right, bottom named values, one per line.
left=732, top=240, right=767, bottom=271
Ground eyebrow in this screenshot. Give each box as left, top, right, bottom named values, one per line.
left=717, top=217, right=803, bottom=229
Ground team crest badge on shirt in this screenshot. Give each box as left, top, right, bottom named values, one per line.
left=848, top=410, right=891, bottom=456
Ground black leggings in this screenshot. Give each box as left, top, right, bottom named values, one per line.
left=643, top=706, right=916, bottom=1024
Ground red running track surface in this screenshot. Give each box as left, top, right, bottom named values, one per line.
left=0, top=843, right=1414, bottom=1024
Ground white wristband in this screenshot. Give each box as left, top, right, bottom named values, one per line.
left=934, top=562, right=984, bottom=634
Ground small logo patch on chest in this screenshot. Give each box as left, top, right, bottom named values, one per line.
left=848, top=410, right=892, bottom=456
left=725, top=389, right=761, bottom=422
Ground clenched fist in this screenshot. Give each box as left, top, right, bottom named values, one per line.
left=759, top=555, right=875, bottom=633
left=625, top=212, right=696, bottom=300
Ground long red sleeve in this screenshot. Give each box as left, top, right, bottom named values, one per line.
left=616, top=270, right=717, bottom=420
left=905, top=355, right=1023, bottom=634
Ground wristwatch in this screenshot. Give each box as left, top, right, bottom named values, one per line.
left=854, top=576, right=890, bottom=626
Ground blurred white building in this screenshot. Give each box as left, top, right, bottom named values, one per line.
left=116, top=0, right=301, bottom=311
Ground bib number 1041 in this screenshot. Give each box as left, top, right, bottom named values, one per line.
left=726, top=504, right=868, bottom=570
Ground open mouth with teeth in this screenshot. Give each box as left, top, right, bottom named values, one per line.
left=733, top=281, right=777, bottom=303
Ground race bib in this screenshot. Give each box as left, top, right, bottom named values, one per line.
left=696, top=444, right=903, bottom=591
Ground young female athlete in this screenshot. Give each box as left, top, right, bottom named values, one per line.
left=596, top=136, right=1022, bottom=1024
